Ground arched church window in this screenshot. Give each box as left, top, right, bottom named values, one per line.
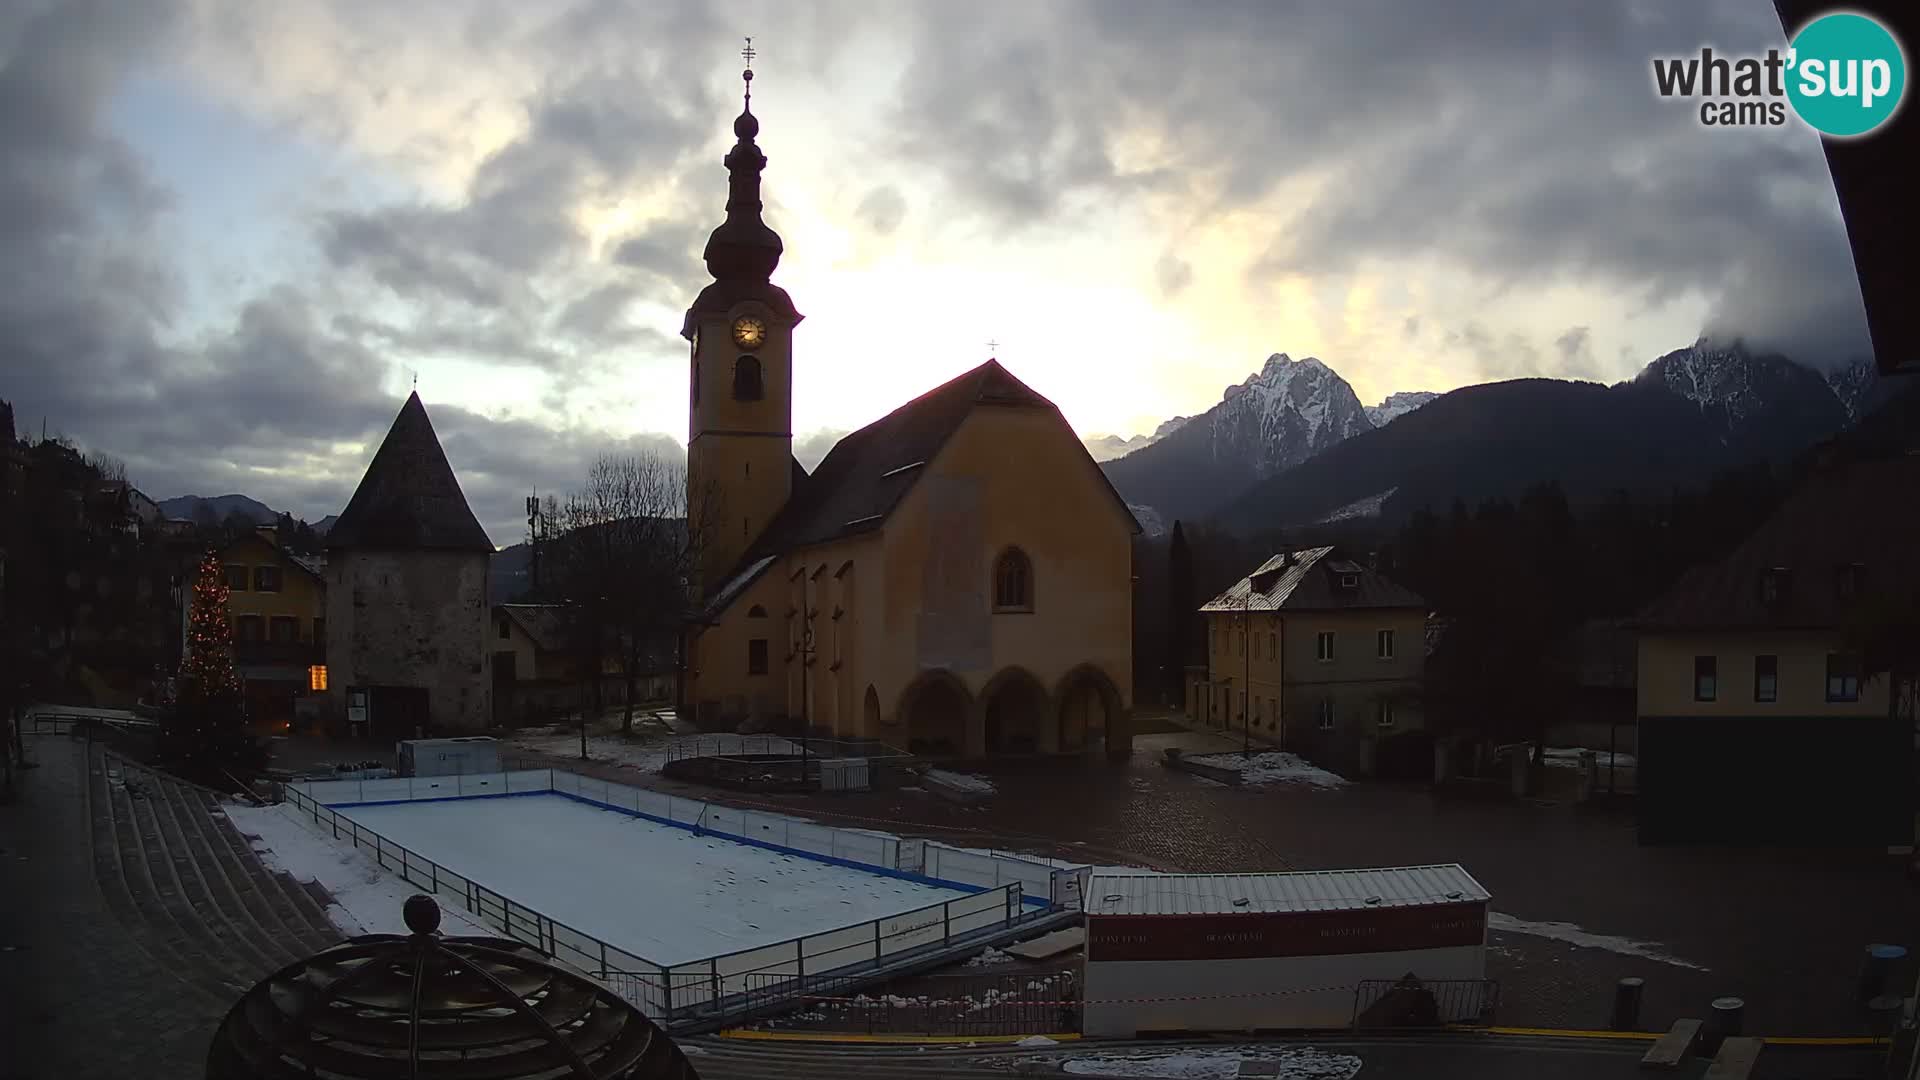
left=733, top=355, right=763, bottom=401
left=747, top=605, right=767, bottom=618
left=993, top=547, right=1033, bottom=613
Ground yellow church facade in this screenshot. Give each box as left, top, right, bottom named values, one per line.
left=679, top=66, right=1137, bottom=759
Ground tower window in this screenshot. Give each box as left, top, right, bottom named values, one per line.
left=747, top=638, right=769, bottom=676
left=993, top=547, right=1033, bottom=612
left=733, top=355, right=763, bottom=401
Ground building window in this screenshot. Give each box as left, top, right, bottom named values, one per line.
left=1376, top=701, right=1396, bottom=729
left=235, top=615, right=264, bottom=643
left=314, top=618, right=325, bottom=644
left=1758, top=567, right=1790, bottom=606
left=1338, top=572, right=1359, bottom=590
left=1237, top=629, right=1244, bottom=656
left=1835, top=563, right=1863, bottom=603
left=308, top=665, right=328, bottom=691
left=253, top=565, right=282, bottom=593
left=225, top=564, right=249, bottom=591
left=1826, top=652, right=1862, bottom=703
left=1316, top=631, right=1336, bottom=662
left=1317, top=699, right=1336, bottom=730
left=748, top=604, right=768, bottom=618
left=993, top=548, right=1033, bottom=612
left=747, top=638, right=769, bottom=676
left=1268, top=697, right=1278, bottom=729
left=1693, top=655, right=1717, bottom=702
left=733, top=355, right=764, bottom=401
left=1268, top=632, right=1277, bottom=660
left=498, top=619, right=510, bottom=640
left=1377, top=629, right=1395, bottom=660
left=269, top=616, right=297, bottom=644
left=1253, top=698, right=1262, bottom=727
left=1754, top=654, right=1778, bottom=703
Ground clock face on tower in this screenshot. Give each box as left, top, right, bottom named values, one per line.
left=731, top=315, right=767, bottom=351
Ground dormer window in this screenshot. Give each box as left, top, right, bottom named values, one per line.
left=1338, top=573, right=1360, bottom=591
left=1835, top=562, right=1864, bottom=603
left=1758, top=567, right=1790, bottom=606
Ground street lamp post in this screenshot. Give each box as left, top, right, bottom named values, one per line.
left=793, top=616, right=816, bottom=785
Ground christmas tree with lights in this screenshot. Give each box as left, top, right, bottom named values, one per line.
left=159, top=549, right=264, bottom=782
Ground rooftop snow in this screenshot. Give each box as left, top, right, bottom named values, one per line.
left=1085, top=863, right=1488, bottom=917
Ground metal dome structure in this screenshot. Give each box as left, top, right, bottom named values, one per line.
left=207, top=895, right=698, bottom=1079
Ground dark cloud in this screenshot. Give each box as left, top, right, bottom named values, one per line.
left=1154, top=252, right=1192, bottom=298
left=1553, top=325, right=1598, bottom=380
left=889, top=0, right=1868, bottom=363
left=854, top=184, right=908, bottom=236
left=611, top=219, right=704, bottom=294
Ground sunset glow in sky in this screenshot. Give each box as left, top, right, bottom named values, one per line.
left=4, top=0, right=1870, bottom=542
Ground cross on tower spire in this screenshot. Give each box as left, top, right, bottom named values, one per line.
left=741, top=37, right=755, bottom=109
left=987, top=339, right=1000, bottom=356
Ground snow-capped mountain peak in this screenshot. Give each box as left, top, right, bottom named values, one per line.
left=1208, top=352, right=1372, bottom=474
left=1365, top=391, right=1439, bottom=427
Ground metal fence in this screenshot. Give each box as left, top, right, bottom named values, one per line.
left=1351, top=977, right=1499, bottom=1028
left=280, top=767, right=1063, bottom=1026
left=660, top=734, right=915, bottom=764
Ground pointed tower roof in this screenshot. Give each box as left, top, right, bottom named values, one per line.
left=327, top=393, right=494, bottom=553
left=682, top=41, right=800, bottom=340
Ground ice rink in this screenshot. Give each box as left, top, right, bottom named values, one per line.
left=337, top=793, right=974, bottom=965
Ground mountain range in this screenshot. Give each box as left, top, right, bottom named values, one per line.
left=1105, top=338, right=1880, bottom=537
left=1100, top=353, right=1442, bottom=526
left=156, top=493, right=335, bottom=533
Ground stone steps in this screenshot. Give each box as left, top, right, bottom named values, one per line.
left=90, top=750, right=248, bottom=1003
left=86, top=748, right=349, bottom=1007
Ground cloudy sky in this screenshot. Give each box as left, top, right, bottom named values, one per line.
left=1, top=0, right=1872, bottom=544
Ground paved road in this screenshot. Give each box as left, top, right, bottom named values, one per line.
left=506, top=720, right=1918, bottom=1040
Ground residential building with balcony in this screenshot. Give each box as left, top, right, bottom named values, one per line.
left=219, top=526, right=327, bottom=729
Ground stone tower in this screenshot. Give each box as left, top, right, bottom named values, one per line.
left=681, top=56, right=803, bottom=596
left=325, top=393, right=494, bottom=734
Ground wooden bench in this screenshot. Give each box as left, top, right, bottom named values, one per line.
left=1703, top=1036, right=1763, bottom=1080
left=1639, top=1018, right=1702, bottom=1068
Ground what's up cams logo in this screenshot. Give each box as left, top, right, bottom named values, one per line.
left=1653, top=11, right=1907, bottom=137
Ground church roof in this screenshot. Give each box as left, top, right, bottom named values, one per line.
left=735, top=359, right=1138, bottom=575
left=327, top=393, right=494, bottom=553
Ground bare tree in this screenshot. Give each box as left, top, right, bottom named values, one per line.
left=547, top=454, right=717, bottom=742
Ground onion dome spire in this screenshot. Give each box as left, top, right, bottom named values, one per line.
left=703, top=36, right=782, bottom=283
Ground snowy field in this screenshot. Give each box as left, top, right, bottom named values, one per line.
left=507, top=729, right=801, bottom=774
left=336, top=794, right=974, bottom=965
left=223, top=802, right=491, bottom=938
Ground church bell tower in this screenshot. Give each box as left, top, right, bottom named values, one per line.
left=683, top=40, right=802, bottom=596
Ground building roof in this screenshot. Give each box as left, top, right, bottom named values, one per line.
left=1638, top=453, right=1920, bottom=631
left=1084, top=864, right=1489, bottom=917
left=328, top=393, right=494, bottom=553
left=1200, top=546, right=1426, bottom=613
left=497, top=604, right=570, bottom=653
left=728, top=359, right=1139, bottom=578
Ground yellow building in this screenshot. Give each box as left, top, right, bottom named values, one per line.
left=1194, top=547, right=1427, bottom=776
left=680, top=75, right=1137, bottom=759
left=1636, top=454, right=1916, bottom=846
left=219, top=526, right=327, bottom=727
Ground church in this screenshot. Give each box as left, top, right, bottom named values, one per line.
left=681, top=60, right=1138, bottom=759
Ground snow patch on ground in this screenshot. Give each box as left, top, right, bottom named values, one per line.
left=222, top=802, right=491, bottom=938
left=1536, top=747, right=1638, bottom=771
left=924, top=769, right=996, bottom=793
left=1059, top=1048, right=1362, bottom=1079
left=1188, top=751, right=1349, bottom=789
left=1488, top=912, right=1708, bottom=971
left=1314, top=487, right=1398, bottom=524
left=1016, top=1035, right=1060, bottom=1048
left=334, top=794, right=972, bottom=965
left=963, top=946, right=1016, bottom=968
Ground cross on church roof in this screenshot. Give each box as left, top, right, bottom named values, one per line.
left=987, top=339, right=999, bottom=355
left=741, top=37, right=755, bottom=106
